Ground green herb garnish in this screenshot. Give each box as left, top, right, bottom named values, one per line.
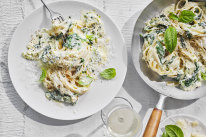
left=201, top=72, right=206, bottom=81
left=162, top=125, right=184, bottom=137
left=164, top=26, right=177, bottom=53
left=100, top=68, right=116, bottom=80
left=169, top=12, right=178, bottom=21
left=78, top=76, right=93, bottom=86
left=178, top=10, right=195, bottom=23
left=168, top=10, right=195, bottom=23
left=162, top=132, right=169, bottom=137
left=40, top=68, right=47, bottom=82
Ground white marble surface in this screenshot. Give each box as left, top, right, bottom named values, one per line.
left=1, top=0, right=206, bottom=137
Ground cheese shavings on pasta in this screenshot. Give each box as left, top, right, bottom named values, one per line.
left=142, top=0, right=206, bottom=91
left=22, top=10, right=110, bottom=104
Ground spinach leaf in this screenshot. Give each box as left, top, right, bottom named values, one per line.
left=185, top=31, right=192, bottom=39
left=195, top=12, right=202, bottom=20
left=164, top=26, right=177, bottom=53
left=80, top=58, right=84, bottom=63
left=45, top=91, right=75, bottom=104
left=167, top=56, right=176, bottom=65
left=178, top=10, right=195, bottom=23
left=183, top=63, right=199, bottom=87
left=165, top=125, right=184, bottom=137
left=144, top=33, right=155, bottom=45
left=183, top=75, right=197, bottom=87
left=160, top=14, right=166, bottom=18
left=173, top=74, right=182, bottom=81
left=198, top=22, right=206, bottom=28
left=156, top=41, right=165, bottom=63
left=100, top=68, right=116, bottom=80
left=157, top=24, right=167, bottom=29
left=63, top=33, right=81, bottom=49
left=40, top=68, right=47, bottom=82
left=169, top=12, right=179, bottom=21
left=180, top=35, right=186, bottom=48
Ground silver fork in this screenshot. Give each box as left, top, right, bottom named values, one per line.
left=40, top=0, right=67, bottom=43
left=40, top=0, right=64, bottom=22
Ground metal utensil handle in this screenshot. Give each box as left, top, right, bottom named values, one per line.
left=40, top=0, right=53, bottom=19
left=101, top=96, right=133, bottom=126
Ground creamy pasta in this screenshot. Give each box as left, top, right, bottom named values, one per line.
left=142, top=0, right=206, bottom=91
left=23, top=10, right=110, bottom=104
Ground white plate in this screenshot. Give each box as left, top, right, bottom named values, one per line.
left=158, top=114, right=206, bottom=137
left=8, top=1, right=127, bottom=120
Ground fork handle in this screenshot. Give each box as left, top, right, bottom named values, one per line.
left=40, top=0, right=53, bottom=18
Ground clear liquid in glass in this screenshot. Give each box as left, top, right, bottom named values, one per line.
left=106, top=106, right=142, bottom=137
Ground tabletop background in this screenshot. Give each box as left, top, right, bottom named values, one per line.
left=1, top=0, right=206, bottom=137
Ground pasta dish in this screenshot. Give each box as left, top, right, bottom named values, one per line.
left=142, top=0, right=206, bottom=91
left=22, top=10, right=112, bottom=104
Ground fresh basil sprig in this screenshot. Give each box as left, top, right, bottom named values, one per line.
left=100, top=68, right=116, bottom=80
left=162, top=125, right=184, bottom=137
left=178, top=10, right=196, bottom=23
left=78, top=76, right=93, bottom=86
left=162, top=132, right=169, bottom=137
left=164, top=26, right=177, bottom=53
left=169, top=12, right=178, bottom=21
left=169, top=10, right=195, bottom=23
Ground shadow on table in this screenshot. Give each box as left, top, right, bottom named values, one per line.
left=64, top=123, right=105, bottom=137
left=1, top=60, right=86, bottom=126
left=121, top=10, right=197, bottom=119
left=1, top=57, right=86, bottom=125
left=65, top=134, right=83, bottom=137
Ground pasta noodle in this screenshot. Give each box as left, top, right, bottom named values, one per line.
left=142, top=0, right=206, bottom=91
left=22, top=10, right=110, bottom=104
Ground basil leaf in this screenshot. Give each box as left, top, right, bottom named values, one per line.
left=164, top=26, right=177, bottom=53
left=162, top=132, right=170, bottom=137
left=178, top=10, right=195, bottom=23
left=165, top=125, right=184, bottom=137
left=201, top=72, right=206, bottom=81
left=40, top=68, right=47, bottom=82
left=169, top=12, right=178, bottom=21
left=78, top=76, right=93, bottom=86
left=100, top=68, right=116, bottom=80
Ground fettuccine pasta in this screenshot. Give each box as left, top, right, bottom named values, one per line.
left=142, top=0, right=206, bottom=91
left=23, top=10, right=110, bottom=104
